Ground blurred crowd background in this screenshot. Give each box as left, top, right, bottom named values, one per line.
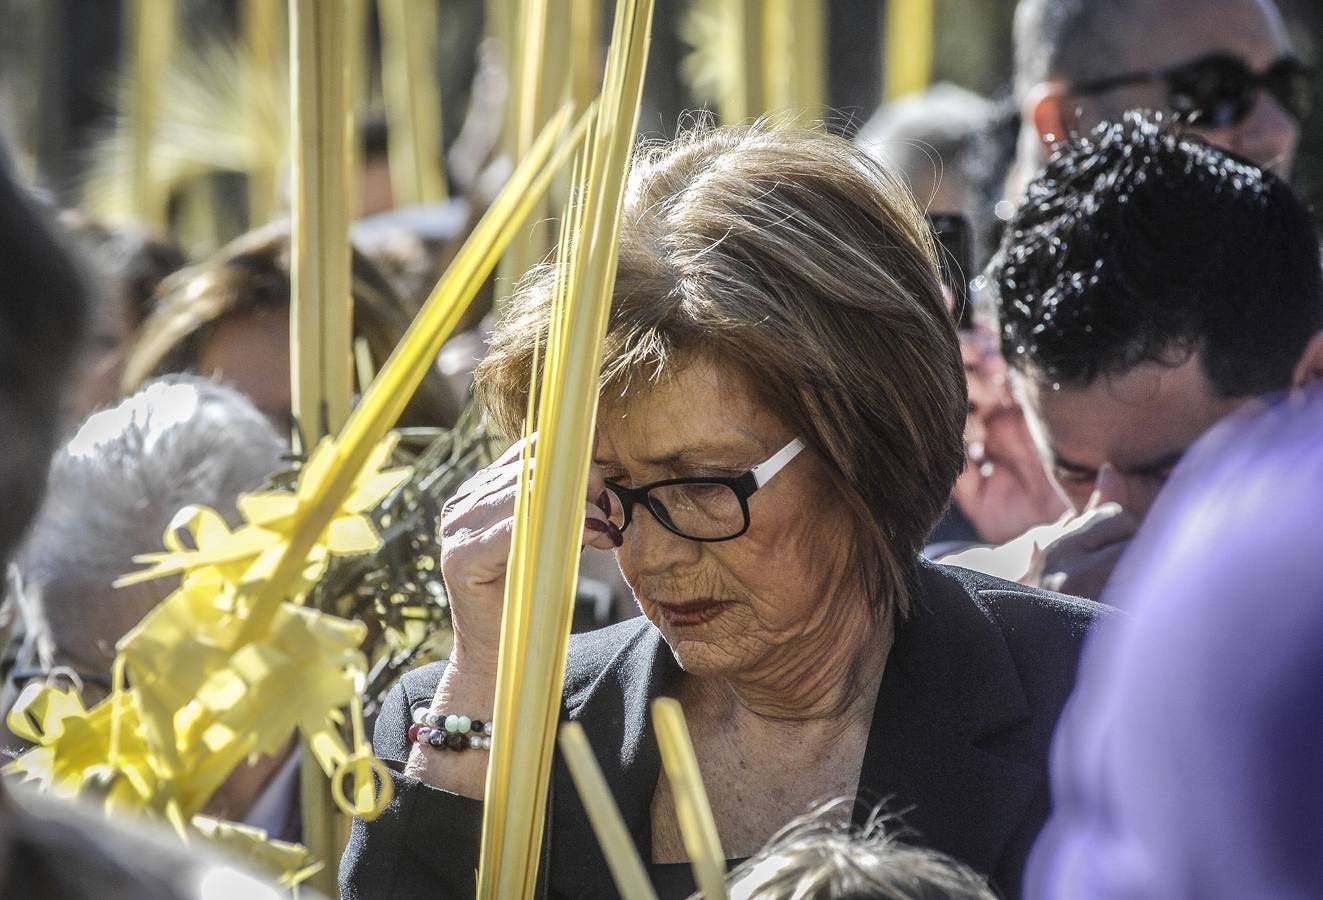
left=5, top=0, right=1322, bottom=219
left=2, top=3, right=1323, bottom=898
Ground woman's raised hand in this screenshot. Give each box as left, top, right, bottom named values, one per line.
left=438, top=434, right=621, bottom=678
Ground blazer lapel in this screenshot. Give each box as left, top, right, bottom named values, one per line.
left=549, top=621, right=679, bottom=898
left=856, top=561, right=1043, bottom=878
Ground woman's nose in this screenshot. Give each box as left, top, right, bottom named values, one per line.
left=619, top=506, right=702, bottom=576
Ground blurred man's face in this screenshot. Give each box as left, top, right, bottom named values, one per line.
left=1071, top=0, right=1300, bottom=175
left=1017, top=356, right=1251, bottom=518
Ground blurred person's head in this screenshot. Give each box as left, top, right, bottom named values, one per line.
left=856, top=86, right=1067, bottom=543
left=950, top=323, right=1067, bottom=544
left=856, top=83, right=1008, bottom=267
left=60, top=213, right=188, bottom=331
left=59, top=212, right=186, bottom=421
left=992, top=113, right=1323, bottom=519
left=1011, top=0, right=1305, bottom=193
left=722, top=801, right=997, bottom=900
left=123, top=221, right=461, bottom=435
left=0, top=147, right=90, bottom=569
left=10, top=376, right=284, bottom=704
left=1027, top=387, right=1323, bottom=899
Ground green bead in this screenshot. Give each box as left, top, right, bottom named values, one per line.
left=445, top=714, right=461, bottom=733
left=457, top=715, right=472, bottom=733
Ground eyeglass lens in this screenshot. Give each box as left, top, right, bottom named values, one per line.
left=1171, top=56, right=1313, bottom=128
left=605, top=482, right=747, bottom=540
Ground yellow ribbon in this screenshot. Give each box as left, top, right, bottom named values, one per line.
left=7, top=434, right=407, bottom=838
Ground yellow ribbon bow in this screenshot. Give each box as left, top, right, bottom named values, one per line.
left=5, top=434, right=408, bottom=878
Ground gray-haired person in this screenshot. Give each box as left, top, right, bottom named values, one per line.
left=854, top=82, right=1008, bottom=267
left=6, top=375, right=302, bottom=840
left=10, top=375, right=285, bottom=704
left=724, top=800, right=998, bottom=900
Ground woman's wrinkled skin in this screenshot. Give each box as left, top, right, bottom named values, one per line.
left=422, top=358, right=890, bottom=857
left=596, top=358, right=873, bottom=708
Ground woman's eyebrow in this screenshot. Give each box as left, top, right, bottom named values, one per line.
left=595, top=441, right=758, bottom=468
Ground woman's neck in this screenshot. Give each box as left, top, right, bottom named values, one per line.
left=690, top=597, right=894, bottom=729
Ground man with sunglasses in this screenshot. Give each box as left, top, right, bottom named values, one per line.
left=954, top=112, right=1323, bottom=601
left=1010, top=0, right=1311, bottom=195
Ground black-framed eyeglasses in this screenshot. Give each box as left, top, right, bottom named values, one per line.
left=603, top=438, right=805, bottom=542
left=1072, top=53, right=1315, bottom=128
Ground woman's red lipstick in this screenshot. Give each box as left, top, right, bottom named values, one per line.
left=656, top=599, right=730, bottom=627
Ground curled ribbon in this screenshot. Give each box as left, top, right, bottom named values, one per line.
left=332, top=748, right=394, bottom=820
left=7, top=433, right=412, bottom=866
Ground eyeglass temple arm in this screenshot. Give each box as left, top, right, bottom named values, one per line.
left=750, top=438, right=806, bottom=488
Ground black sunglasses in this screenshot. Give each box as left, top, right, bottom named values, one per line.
left=1073, top=53, right=1315, bottom=128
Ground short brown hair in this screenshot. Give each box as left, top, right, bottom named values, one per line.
left=123, top=221, right=460, bottom=428
left=477, top=123, right=966, bottom=615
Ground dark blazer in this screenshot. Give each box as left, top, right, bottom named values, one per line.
left=340, top=560, right=1113, bottom=900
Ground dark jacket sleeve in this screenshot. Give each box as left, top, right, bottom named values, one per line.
left=339, top=662, right=483, bottom=900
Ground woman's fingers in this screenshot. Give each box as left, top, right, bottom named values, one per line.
left=452, top=456, right=537, bottom=501
left=441, top=433, right=628, bottom=677
left=447, top=498, right=619, bottom=583
left=442, top=436, right=619, bottom=606
left=583, top=501, right=621, bottom=551
left=447, top=467, right=612, bottom=528
left=448, top=459, right=538, bottom=520
left=585, top=463, right=609, bottom=516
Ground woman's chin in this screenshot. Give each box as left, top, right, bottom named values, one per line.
left=649, top=614, right=745, bottom=675
left=662, top=637, right=743, bottom=676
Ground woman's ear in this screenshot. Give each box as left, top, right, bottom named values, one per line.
left=1025, top=83, right=1074, bottom=153
left=1291, top=331, right=1323, bottom=390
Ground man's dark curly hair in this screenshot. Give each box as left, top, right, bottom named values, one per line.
left=992, top=112, right=1323, bottom=397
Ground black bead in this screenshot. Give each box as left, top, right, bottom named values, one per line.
left=446, top=732, right=466, bottom=751
left=429, top=732, right=446, bottom=748
left=469, top=720, right=484, bottom=734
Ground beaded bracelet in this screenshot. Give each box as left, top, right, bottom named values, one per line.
left=409, top=703, right=493, bottom=751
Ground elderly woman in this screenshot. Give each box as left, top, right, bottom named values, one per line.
left=340, top=124, right=1109, bottom=900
